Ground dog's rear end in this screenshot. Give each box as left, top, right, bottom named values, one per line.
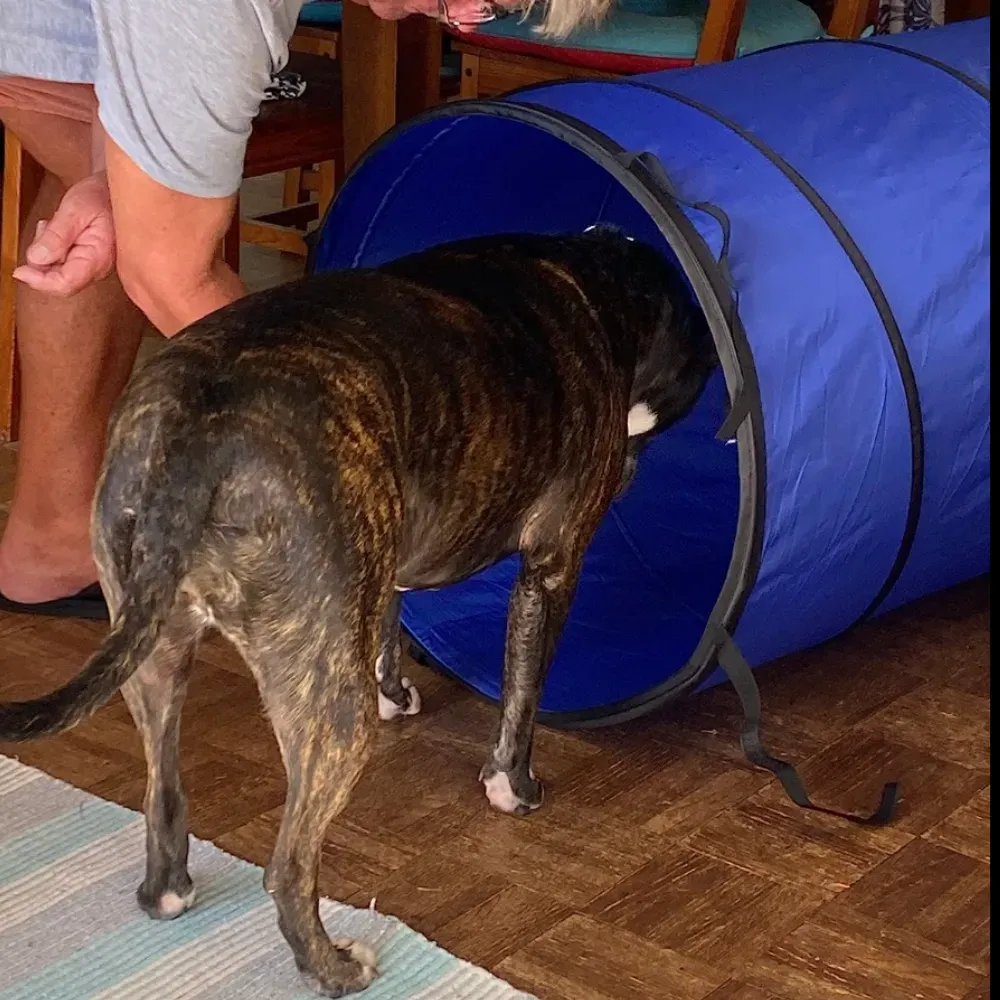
left=86, top=345, right=387, bottom=992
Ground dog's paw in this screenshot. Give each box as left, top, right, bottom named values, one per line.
left=333, top=939, right=378, bottom=981
left=480, top=764, right=543, bottom=817
left=377, top=677, right=422, bottom=721
left=137, top=883, right=196, bottom=921
left=300, top=940, right=378, bottom=997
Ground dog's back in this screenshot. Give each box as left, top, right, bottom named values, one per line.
left=104, top=230, right=706, bottom=591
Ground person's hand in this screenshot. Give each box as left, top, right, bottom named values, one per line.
left=357, top=0, right=510, bottom=31
left=13, top=171, right=116, bottom=298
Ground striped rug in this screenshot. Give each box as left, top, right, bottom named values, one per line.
left=0, top=756, right=536, bottom=1000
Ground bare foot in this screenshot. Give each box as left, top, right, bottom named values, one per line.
left=0, top=516, right=97, bottom=603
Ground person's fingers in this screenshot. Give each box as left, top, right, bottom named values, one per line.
left=13, top=240, right=113, bottom=297
left=23, top=175, right=110, bottom=268
left=24, top=208, right=85, bottom=268
left=13, top=261, right=91, bottom=298
left=12, top=263, right=65, bottom=295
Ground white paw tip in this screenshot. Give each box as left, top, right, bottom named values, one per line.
left=377, top=690, right=402, bottom=721
left=157, top=888, right=196, bottom=918
left=483, top=770, right=522, bottom=814
left=333, top=939, right=378, bottom=981
left=377, top=678, right=421, bottom=721
left=400, top=677, right=422, bottom=716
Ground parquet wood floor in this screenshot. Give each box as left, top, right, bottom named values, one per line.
left=0, top=208, right=989, bottom=999
left=0, top=473, right=989, bottom=1000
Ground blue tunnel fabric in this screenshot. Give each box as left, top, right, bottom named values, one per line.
left=310, top=21, right=991, bottom=725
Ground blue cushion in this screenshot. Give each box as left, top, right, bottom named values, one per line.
left=299, top=1, right=343, bottom=27
left=476, top=0, right=824, bottom=61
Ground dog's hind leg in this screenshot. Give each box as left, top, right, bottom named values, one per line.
left=93, top=505, right=202, bottom=920
left=118, top=609, right=201, bottom=920
left=250, top=634, right=379, bottom=997
left=374, top=591, right=421, bottom=721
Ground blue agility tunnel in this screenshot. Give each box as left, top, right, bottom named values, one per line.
left=311, top=22, right=990, bottom=750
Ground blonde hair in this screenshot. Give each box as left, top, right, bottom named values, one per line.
left=522, top=0, right=615, bottom=38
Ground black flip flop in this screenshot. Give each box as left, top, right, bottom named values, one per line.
left=0, top=583, right=109, bottom=621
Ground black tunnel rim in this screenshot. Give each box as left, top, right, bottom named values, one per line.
left=860, top=39, right=991, bottom=99
left=308, top=96, right=767, bottom=729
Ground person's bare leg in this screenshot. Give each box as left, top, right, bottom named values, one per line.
left=0, top=108, right=145, bottom=604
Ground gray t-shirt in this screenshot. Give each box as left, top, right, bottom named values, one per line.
left=0, top=0, right=305, bottom=197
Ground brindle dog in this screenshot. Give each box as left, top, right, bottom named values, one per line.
left=0, top=227, right=716, bottom=996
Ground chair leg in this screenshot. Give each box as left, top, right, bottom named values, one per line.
left=695, top=0, right=749, bottom=63
left=1, top=128, right=42, bottom=444
left=459, top=53, right=480, bottom=99
left=828, top=0, right=875, bottom=38
left=282, top=167, right=305, bottom=208
left=315, top=160, right=336, bottom=216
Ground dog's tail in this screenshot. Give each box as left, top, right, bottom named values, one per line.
left=0, top=432, right=213, bottom=743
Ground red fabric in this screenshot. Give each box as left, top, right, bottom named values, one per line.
left=445, top=27, right=694, bottom=73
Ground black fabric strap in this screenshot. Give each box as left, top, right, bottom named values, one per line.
left=716, top=388, right=752, bottom=442
left=713, top=627, right=899, bottom=825
left=617, top=150, right=739, bottom=303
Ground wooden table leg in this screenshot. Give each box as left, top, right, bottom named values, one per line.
left=695, top=0, right=750, bottom=64
left=396, top=18, right=443, bottom=123
left=341, top=1, right=399, bottom=170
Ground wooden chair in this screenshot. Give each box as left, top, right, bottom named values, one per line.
left=0, top=127, right=42, bottom=443
left=243, top=8, right=449, bottom=262
left=224, top=50, right=344, bottom=272
left=453, top=0, right=874, bottom=99
left=276, top=5, right=343, bottom=217
left=0, top=55, right=342, bottom=442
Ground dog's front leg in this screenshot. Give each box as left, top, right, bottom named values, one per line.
left=480, top=557, right=576, bottom=816
left=375, top=591, right=422, bottom=721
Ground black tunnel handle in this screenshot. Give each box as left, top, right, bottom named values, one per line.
left=618, top=150, right=739, bottom=303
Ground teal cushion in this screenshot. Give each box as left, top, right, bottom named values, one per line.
left=476, top=0, right=824, bottom=60
left=299, top=1, right=343, bottom=27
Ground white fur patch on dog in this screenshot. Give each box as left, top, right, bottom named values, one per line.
left=331, top=939, right=379, bottom=984
left=627, top=402, right=657, bottom=437
left=377, top=677, right=422, bottom=721
left=156, top=888, right=196, bottom=919
left=482, top=770, right=522, bottom=814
